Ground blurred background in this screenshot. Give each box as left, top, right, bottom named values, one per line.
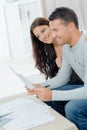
left=0, top=0, right=87, bottom=98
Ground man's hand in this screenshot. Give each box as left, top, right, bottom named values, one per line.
left=34, top=87, right=52, bottom=101
left=25, top=84, right=40, bottom=95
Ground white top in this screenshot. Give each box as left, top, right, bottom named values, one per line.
left=40, top=31, right=87, bottom=101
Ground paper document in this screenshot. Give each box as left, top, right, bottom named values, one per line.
left=9, top=67, right=34, bottom=89
left=0, top=110, right=12, bottom=117
left=0, top=98, right=56, bottom=130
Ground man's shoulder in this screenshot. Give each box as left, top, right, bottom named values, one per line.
left=82, top=30, right=87, bottom=39
left=82, top=30, right=87, bottom=34
left=82, top=30, right=87, bottom=45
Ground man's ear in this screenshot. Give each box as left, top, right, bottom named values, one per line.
left=68, top=22, right=75, bottom=31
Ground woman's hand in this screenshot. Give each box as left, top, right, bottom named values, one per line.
left=55, top=57, right=62, bottom=68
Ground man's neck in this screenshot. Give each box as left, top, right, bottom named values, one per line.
left=69, top=30, right=82, bottom=47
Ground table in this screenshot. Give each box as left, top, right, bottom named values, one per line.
left=0, top=93, right=78, bottom=130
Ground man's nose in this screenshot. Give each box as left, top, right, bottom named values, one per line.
left=52, top=32, right=57, bottom=38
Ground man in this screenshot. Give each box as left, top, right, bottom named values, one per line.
left=29, top=7, right=87, bottom=130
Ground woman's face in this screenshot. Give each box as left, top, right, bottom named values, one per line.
left=33, top=25, right=53, bottom=44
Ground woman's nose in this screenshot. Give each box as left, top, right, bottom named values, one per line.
left=40, top=34, right=46, bottom=41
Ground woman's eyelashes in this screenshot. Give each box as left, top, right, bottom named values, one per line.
left=35, top=28, right=47, bottom=40
left=41, top=28, right=46, bottom=33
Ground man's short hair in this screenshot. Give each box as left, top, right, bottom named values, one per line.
left=49, top=7, right=79, bottom=29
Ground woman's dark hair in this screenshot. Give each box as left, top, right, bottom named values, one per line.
left=30, top=17, right=59, bottom=79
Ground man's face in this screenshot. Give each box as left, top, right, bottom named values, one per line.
left=49, top=19, right=71, bottom=46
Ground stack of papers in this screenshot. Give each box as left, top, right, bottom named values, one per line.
left=0, top=98, right=56, bottom=130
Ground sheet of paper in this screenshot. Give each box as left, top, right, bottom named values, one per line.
left=0, top=110, right=12, bottom=117
left=9, top=67, right=34, bottom=89
left=0, top=98, right=56, bottom=130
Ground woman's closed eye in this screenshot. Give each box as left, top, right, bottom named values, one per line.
left=37, top=35, right=40, bottom=39
left=36, top=29, right=46, bottom=39
left=41, top=28, right=46, bottom=33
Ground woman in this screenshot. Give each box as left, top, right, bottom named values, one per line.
left=30, top=17, right=62, bottom=80
left=29, top=17, right=83, bottom=116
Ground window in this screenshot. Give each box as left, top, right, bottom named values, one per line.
left=0, top=0, right=43, bottom=59
left=0, top=0, right=44, bottom=98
